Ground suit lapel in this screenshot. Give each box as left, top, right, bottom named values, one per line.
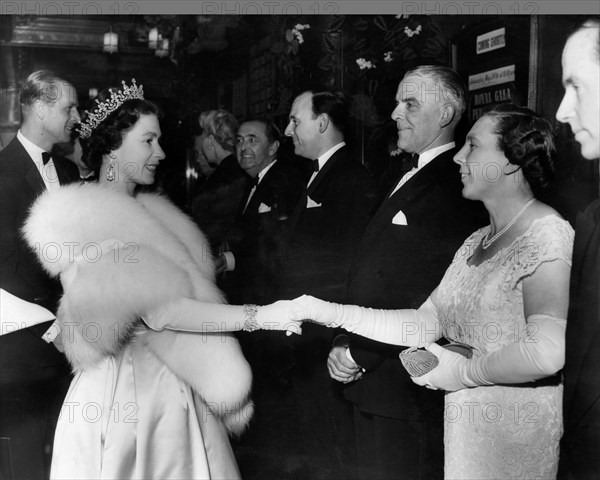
left=306, top=147, right=344, bottom=198
left=9, top=138, right=46, bottom=196
left=360, top=153, right=449, bottom=244
left=241, top=162, right=281, bottom=219
left=238, top=182, right=256, bottom=218
left=288, top=147, right=346, bottom=231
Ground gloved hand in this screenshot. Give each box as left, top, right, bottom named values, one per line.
left=411, top=343, right=476, bottom=391
left=293, top=294, right=442, bottom=348
left=292, top=294, right=344, bottom=327
left=255, top=300, right=305, bottom=336
left=411, top=314, right=566, bottom=392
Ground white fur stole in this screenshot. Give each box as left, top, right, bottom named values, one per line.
left=23, top=183, right=253, bottom=435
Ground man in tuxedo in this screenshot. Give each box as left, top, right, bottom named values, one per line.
left=279, top=89, right=377, bottom=479
left=0, top=70, right=80, bottom=480
left=221, top=119, right=305, bottom=304
left=556, top=19, right=600, bottom=479
left=281, top=89, right=377, bottom=302
left=327, top=66, right=487, bottom=479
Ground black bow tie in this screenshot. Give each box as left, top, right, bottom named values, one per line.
left=250, top=175, right=259, bottom=187
left=410, top=153, right=419, bottom=169
left=312, top=159, right=320, bottom=172
left=42, top=152, right=52, bottom=165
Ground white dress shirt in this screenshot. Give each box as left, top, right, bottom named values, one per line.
left=389, top=142, right=455, bottom=197
left=17, top=130, right=60, bottom=191
left=242, top=159, right=277, bottom=213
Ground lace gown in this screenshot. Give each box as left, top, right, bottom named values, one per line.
left=435, top=215, right=574, bottom=480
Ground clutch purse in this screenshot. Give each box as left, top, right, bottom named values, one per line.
left=399, top=342, right=473, bottom=377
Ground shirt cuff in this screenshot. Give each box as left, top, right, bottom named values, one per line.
left=345, top=347, right=364, bottom=371
left=221, top=251, right=235, bottom=271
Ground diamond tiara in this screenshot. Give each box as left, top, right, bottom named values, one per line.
left=78, top=79, right=144, bottom=139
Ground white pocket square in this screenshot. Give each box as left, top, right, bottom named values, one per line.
left=258, top=202, right=271, bottom=213
left=306, top=196, right=322, bottom=209
left=391, top=210, right=408, bottom=225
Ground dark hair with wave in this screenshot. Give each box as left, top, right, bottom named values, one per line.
left=305, top=88, right=350, bottom=134
left=484, top=103, right=555, bottom=194
left=244, top=118, right=281, bottom=144
left=81, top=91, right=160, bottom=172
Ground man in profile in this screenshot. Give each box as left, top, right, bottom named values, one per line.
left=0, top=70, right=80, bottom=480
left=280, top=88, right=377, bottom=479
left=328, top=66, right=487, bottom=479
left=555, top=19, right=600, bottom=480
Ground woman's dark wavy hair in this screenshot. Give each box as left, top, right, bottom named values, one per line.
left=484, top=103, right=556, bottom=195
left=81, top=90, right=160, bottom=172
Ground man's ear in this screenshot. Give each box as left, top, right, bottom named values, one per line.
left=440, top=104, right=456, bottom=128
left=33, top=99, right=46, bottom=120
left=268, top=140, right=280, bottom=157
left=318, top=113, right=330, bottom=134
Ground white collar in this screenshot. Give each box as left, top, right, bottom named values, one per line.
left=316, top=141, right=346, bottom=170
left=17, top=130, right=47, bottom=164
left=416, top=142, right=455, bottom=169
left=256, top=159, right=277, bottom=184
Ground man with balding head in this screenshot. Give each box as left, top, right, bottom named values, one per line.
left=0, top=70, right=80, bottom=480
left=281, top=88, right=377, bottom=302
left=277, top=88, right=377, bottom=479
left=556, top=19, right=600, bottom=479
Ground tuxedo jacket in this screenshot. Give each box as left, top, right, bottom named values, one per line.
left=224, top=159, right=305, bottom=304
left=279, top=146, right=378, bottom=303
left=343, top=147, right=488, bottom=420
left=0, top=135, right=79, bottom=374
left=191, top=154, right=250, bottom=254
left=559, top=199, right=600, bottom=479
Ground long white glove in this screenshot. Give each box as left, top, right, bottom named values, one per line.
left=412, top=314, right=565, bottom=391
left=143, top=298, right=304, bottom=335
left=293, top=294, right=442, bottom=348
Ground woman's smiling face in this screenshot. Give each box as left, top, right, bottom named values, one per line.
left=453, top=115, right=508, bottom=201
left=111, top=114, right=165, bottom=187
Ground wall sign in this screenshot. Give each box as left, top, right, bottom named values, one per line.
left=452, top=18, right=532, bottom=124
left=476, top=28, right=506, bottom=55
left=468, top=64, right=515, bottom=90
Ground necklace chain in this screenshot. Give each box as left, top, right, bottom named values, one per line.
left=482, top=198, right=536, bottom=250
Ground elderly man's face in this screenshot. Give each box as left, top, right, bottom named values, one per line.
left=391, top=74, right=447, bottom=155
left=556, top=27, right=600, bottom=160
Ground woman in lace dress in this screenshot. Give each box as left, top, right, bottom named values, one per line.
left=290, top=104, right=574, bottom=479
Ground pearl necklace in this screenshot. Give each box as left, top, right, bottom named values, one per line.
left=482, top=198, right=535, bottom=250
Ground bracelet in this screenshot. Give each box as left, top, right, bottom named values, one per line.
left=243, top=304, right=260, bottom=332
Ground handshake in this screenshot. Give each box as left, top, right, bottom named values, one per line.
left=253, top=295, right=342, bottom=336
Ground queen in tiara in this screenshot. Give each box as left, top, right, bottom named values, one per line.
left=23, top=79, right=303, bottom=479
